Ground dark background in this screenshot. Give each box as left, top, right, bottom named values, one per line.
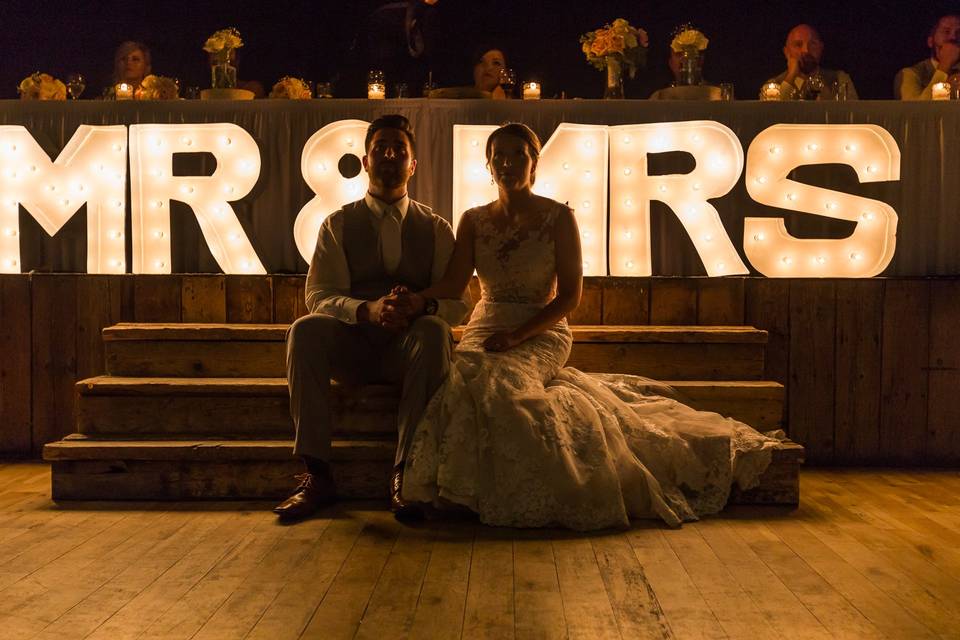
left=1, top=0, right=957, bottom=100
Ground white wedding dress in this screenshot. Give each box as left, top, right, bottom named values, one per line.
left=402, top=202, right=781, bottom=530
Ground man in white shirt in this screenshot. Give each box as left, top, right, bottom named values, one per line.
left=896, top=14, right=960, bottom=100
left=275, top=114, right=468, bottom=521
left=762, top=23, right=858, bottom=100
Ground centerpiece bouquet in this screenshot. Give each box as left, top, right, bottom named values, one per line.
left=203, top=27, right=243, bottom=89
left=138, top=75, right=180, bottom=100
left=670, top=25, right=709, bottom=86
left=580, top=18, right=648, bottom=98
left=18, top=73, right=67, bottom=101
left=269, top=77, right=312, bottom=99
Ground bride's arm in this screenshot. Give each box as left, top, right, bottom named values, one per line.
left=390, top=210, right=476, bottom=322
left=418, top=210, right=476, bottom=301
left=485, top=207, right=582, bottom=351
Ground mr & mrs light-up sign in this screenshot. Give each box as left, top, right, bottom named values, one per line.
left=0, top=119, right=900, bottom=277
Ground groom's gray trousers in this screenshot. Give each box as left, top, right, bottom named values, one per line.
left=287, top=313, right=453, bottom=467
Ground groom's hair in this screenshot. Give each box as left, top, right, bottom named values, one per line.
left=365, top=115, right=417, bottom=155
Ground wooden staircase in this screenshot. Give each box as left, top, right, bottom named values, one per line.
left=44, top=323, right=804, bottom=504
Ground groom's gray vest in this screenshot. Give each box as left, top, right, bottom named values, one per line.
left=341, top=199, right=436, bottom=301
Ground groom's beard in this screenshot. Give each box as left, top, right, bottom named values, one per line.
left=372, top=163, right=411, bottom=190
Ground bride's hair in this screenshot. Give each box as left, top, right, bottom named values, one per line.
left=485, top=123, right=541, bottom=183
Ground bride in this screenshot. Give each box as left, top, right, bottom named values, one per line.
left=400, top=123, right=780, bottom=530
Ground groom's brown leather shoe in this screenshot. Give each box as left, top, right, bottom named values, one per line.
left=390, top=464, right=424, bottom=521
left=273, top=472, right=336, bottom=521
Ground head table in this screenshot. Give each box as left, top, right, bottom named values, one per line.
left=1, top=99, right=956, bottom=276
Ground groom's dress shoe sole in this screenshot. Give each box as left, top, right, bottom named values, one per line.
left=391, top=500, right=426, bottom=521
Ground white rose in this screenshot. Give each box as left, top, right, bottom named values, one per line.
left=671, top=29, right=709, bottom=52
left=204, top=35, right=225, bottom=52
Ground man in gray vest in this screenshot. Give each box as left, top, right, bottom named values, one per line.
left=275, top=114, right=468, bottom=521
left=896, top=14, right=960, bottom=99
left=762, top=23, right=858, bottom=100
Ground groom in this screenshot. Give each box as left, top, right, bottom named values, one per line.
left=275, top=114, right=468, bottom=521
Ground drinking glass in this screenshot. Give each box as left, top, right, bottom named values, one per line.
left=719, top=82, right=734, bottom=101
left=498, top=68, right=516, bottom=98
left=315, top=82, right=333, bottom=98
left=67, top=73, right=86, bottom=100
left=832, top=80, right=849, bottom=101
left=804, top=75, right=825, bottom=100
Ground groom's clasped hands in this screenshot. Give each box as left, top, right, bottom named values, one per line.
left=359, top=285, right=425, bottom=330
left=366, top=285, right=522, bottom=352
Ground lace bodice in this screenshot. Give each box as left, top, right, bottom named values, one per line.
left=470, top=202, right=565, bottom=304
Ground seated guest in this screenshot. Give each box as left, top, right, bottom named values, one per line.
left=896, top=14, right=960, bottom=100
left=473, top=47, right=507, bottom=98
left=112, top=41, right=151, bottom=91
left=428, top=45, right=507, bottom=99
left=762, top=24, right=858, bottom=100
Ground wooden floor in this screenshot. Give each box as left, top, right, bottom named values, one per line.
left=1, top=465, right=959, bottom=640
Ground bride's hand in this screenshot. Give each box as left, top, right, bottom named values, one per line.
left=483, top=331, right=521, bottom=352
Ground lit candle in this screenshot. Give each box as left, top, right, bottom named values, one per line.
left=367, top=70, right=385, bottom=100
left=115, top=83, right=134, bottom=100
left=761, top=82, right=781, bottom=101
left=932, top=81, right=950, bottom=101
left=522, top=81, right=541, bottom=100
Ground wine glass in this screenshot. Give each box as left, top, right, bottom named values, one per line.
left=498, top=68, right=516, bottom=98
left=804, top=74, right=824, bottom=101
left=67, top=73, right=86, bottom=100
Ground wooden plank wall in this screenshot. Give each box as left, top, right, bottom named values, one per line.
left=1, top=274, right=957, bottom=466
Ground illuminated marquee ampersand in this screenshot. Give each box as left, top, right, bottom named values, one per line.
left=744, top=124, right=900, bottom=277
left=293, top=120, right=370, bottom=262
left=0, top=125, right=128, bottom=274
left=453, top=124, right=609, bottom=276
left=129, top=123, right=265, bottom=274
left=609, top=121, right=748, bottom=277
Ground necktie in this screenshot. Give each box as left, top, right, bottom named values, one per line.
left=380, top=206, right=402, bottom=273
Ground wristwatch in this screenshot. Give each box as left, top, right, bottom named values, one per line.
left=423, top=297, right=439, bottom=316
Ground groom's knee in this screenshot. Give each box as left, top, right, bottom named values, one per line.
left=405, top=315, right=453, bottom=361
left=287, top=314, right=342, bottom=358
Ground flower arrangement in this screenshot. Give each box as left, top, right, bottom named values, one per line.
left=671, top=26, right=709, bottom=53
left=580, top=18, right=648, bottom=78
left=18, top=72, right=67, bottom=101
left=203, top=27, right=243, bottom=63
left=138, top=75, right=180, bottom=100
left=269, top=77, right=312, bottom=99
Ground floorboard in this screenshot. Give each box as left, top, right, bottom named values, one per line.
left=0, top=465, right=957, bottom=639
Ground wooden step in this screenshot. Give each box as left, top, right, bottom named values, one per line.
left=44, top=439, right=389, bottom=501
left=43, top=438, right=803, bottom=504
left=103, top=323, right=768, bottom=380
left=74, top=376, right=784, bottom=437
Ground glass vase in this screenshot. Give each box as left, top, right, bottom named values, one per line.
left=604, top=57, right=624, bottom=99
left=211, top=58, right=237, bottom=89
left=679, top=49, right=702, bottom=86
